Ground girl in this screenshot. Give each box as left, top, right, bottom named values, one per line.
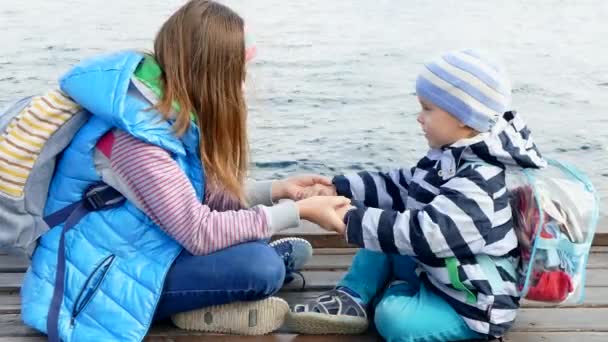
left=20, top=1, right=349, bottom=341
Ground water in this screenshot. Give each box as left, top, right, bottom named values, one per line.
left=1, top=0, right=607, bottom=218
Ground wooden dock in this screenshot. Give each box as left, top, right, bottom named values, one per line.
left=1, top=222, right=607, bottom=341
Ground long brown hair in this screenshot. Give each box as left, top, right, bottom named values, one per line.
left=154, top=0, right=248, bottom=203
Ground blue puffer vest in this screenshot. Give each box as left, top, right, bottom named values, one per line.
left=20, top=51, right=204, bottom=341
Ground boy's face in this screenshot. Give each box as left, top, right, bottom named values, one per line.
left=417, top=96, right=475, bottom=148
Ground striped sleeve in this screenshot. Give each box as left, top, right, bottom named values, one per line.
left=332, top=168, right=413, bottom=211
left=108, top=131, right=272, bottom=255
left=345, top=166, right=497, bottom=260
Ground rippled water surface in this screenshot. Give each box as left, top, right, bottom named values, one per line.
left=1, top=0, right=607, bottom=218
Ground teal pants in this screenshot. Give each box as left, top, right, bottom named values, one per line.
left=338, top=249, right=484, bottom=342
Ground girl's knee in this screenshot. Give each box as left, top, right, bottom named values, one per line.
left=253, top=257, right=285, bottom=295
left=241, top=244, right=285, bottom=296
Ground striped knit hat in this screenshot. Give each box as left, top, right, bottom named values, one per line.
left=415, top=49, right=512, bottom=132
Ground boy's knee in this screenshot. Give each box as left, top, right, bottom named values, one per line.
left=374, top=301, right=401, bottom=341
left=374, top=288, right=477, bottom=342
left=374, top=297, right=411, bottom=341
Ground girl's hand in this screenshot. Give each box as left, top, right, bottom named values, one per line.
left=334, top=203, right=355, bottom=234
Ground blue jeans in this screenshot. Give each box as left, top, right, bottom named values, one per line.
left=154, top=240, right=285, bottom=320
left=339, top=250, right=484, bottom=342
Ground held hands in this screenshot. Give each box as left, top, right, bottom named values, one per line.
left=271, top=174, right=334, bottom=201
left=298, top=183, right=337, bottom=199
left=296, top=196, right=353, bottom=234
left=273, top=174, right=352, bottom=233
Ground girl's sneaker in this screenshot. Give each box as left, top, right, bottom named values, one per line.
left=172, top=296, right=289, bottom=335
left=270, top=237, right=313, bottom=286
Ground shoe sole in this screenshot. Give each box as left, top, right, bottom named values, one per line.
left=171, top=297, right=289, bottom=335
left=285, top=311, right=369, bottom=335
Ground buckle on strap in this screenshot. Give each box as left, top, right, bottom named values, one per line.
left=83, top=183, right=125, bottom=211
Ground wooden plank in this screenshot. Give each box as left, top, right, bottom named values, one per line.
left=275, top=221, right=334, bottom=236
left=522, top=287, right=608, bottom=308
left=0, top=274, right=21, bottom=293
left=274, top=220, right=608, bottom=247
left=596, top=216, right=607, bottom=246
left=513, top=308, right=608, bottom=332
left=302, top=254, right=353, bottom=271
left=105, top=306, right=608, bottom=333
left=585, top=271, right=608, bottom=287
left=276, top=229, right=608, bottom=248
left=145, top=334, right=380, bottom=341
left=312, top=248, right=359, bottom=255
left=0, top=337, right=379, bottom=342
left=2, top=332, right=608, bottom=342
left=1, top=267, right=607, bottom=294
left=1, top=284, right=607, bottom=318
left=503, top=332, right=608, bottom=342
left=147, top=322, right=380, bottom=340
left=305, top=249, right=608, bottom=270
left=595, top=234, right=608, bottom=246
left=0, top=248, right=605, bottom=294
left=0, top=247, right=604, bottom=275
left=281, top=271, right=342, bottom=291
left=0, top=293, right=20, bottom=314
left=285, top=269, right=608, bottom=290
left=280, top=288, right=608, bottom=308
left=2, top=309, right=608, bottom=338
left=0, top=315, right=39, bottom=337
left=272, top=222, right=354, bottom=249
left=0, top=291, right=332, bottom=318
left=588, top=250, right=608, bottom=269
left=272, top=234, right=353, bottom=249
left=0, top=255, right=28, bottom=273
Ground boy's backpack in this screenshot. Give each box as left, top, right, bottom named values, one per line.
left=447, top=159, right=599, bottom=306
left=0, top=90, right=123, bottom=258
left=506, top=160, right=600, bottom=304
left=445, top=160, right=599, bottom=304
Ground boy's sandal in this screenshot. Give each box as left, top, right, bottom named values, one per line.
left=286, top=289, right=369, bottom=335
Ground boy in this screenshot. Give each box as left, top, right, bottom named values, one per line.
left=288, top=49, right=546, bottom=341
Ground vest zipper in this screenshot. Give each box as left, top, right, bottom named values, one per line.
left=70, top=254, right=116, bottom=327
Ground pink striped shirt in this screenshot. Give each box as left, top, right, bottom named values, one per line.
left=96, top=130, right=271, bottom=255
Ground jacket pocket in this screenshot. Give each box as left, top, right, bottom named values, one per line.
left=71, top=254, right=115, bottom=324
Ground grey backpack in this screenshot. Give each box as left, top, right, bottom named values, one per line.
left=0, top=90, right=90, bottom=257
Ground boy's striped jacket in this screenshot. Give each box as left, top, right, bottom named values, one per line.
left=335, top=111, right=546, bottom=337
